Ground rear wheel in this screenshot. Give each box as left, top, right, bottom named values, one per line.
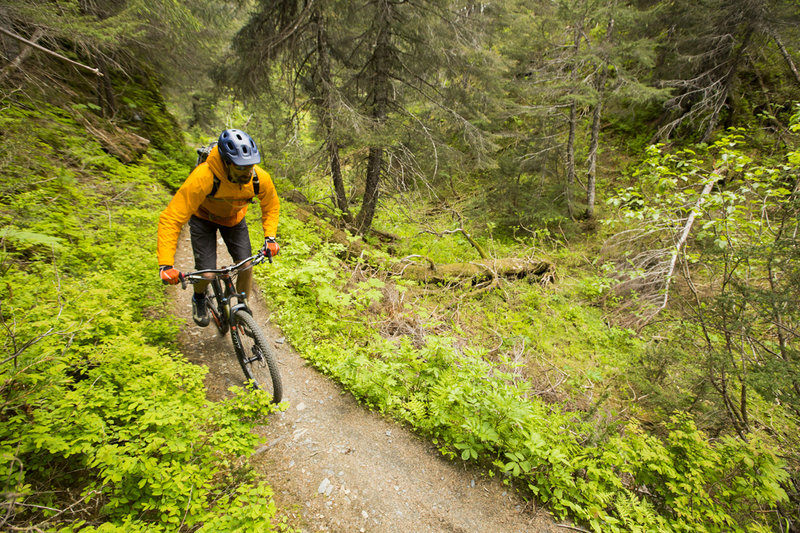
left=231, top=310, right=282, bottom=403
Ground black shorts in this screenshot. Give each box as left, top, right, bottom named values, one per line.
left=188, top=215, right=252, bottom=270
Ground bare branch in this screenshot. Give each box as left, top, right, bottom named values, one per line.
left=0, top=26, right=102, bottom=77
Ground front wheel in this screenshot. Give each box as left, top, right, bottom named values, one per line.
left=231, top=310, right=282, bottom=403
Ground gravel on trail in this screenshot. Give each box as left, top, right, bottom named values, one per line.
left=169, top=231, right=562, bottom=533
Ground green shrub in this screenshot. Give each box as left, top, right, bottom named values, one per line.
left=254, top=202, right=789, bottom=532
left=1, top=97, right=285, bottom=531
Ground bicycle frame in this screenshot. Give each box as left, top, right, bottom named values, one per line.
left=207, top=270, right=247, bottom=332
left=180, top=251, right=282, bottom=402
left=183, top=253, right=270, bottom=331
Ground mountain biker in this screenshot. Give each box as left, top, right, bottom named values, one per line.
left=157, top=129, right=280, bottom=327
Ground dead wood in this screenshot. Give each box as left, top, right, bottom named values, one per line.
left=396, top=257, right=554, bottom=284
left=75, top=115, right=149, bottom=163
left=0, top=26, right=102, bottom=78
left=288, top=204, right=368, bottom=258
left=283, top=196, right=555, bottom=285
left=0, top=28, right=44, bottom=83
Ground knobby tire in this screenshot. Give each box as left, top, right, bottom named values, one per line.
left=232, top=310, right=282, bottom=403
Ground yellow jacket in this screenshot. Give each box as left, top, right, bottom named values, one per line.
left=157, top=146, right=280, bottom=266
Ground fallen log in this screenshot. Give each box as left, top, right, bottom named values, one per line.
left=396, top=257, right=554, bottom=284
left=283, top=198, right=554, bottom=284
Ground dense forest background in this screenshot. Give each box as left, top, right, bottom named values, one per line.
left=1, top=0, right=799, bottom=531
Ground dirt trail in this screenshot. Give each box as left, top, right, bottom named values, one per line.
left=169, top=231, right=561, bottom=532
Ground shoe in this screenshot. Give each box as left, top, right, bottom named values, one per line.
left=192, top=295, right=210, bottom=327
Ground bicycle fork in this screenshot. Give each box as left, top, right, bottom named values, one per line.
left=216, top=275, right=260, bottom=363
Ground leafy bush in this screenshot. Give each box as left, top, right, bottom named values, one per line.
left=1, top=98, right=285, bottom=531
left=254, top=202, right=789, bottom=532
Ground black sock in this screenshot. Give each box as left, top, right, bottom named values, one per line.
left=193, top=293, right=206, bottom=302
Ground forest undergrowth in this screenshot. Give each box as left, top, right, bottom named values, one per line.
left=3, top=0, right=800, bottom=530
left=252, top=176, right=794, bottom=531
left=1, top=89, right=794, bottom=530
left=0, top=97, right=292, bottom=532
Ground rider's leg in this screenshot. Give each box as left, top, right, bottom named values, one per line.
left=193, top=278, right=211, bottom=295
left=236, top=266, right=253, bottom=298
left=189, top=215, right=220, bottom=271
left=220, top=218, right=253, bottom=299
left=189, top=216, right=219, bottom=326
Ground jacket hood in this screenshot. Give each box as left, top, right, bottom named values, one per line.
left=206, top=146, right=229, bottom=182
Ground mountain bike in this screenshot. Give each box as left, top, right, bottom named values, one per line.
left=181, top=252, right=282, bottom=403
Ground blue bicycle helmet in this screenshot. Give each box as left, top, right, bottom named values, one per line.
left=217, top=129, right=261, bottom=166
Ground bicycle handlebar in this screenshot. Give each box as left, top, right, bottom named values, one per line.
left=180, top=251, right=272, bottom=289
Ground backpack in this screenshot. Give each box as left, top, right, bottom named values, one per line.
left=195, top=142, right=260, bottom=198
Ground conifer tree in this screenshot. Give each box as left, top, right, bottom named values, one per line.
left=228, top=0, right=353, bottom=220
left=651, top=0, right=800, bottom=140
left=1, top=0, right=232, bottom=110
left=228, top=0, right=498, bottom=234
left=498, top=0, right=663, bottom=222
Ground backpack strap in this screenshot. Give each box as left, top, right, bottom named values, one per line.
left=206, top=174, right=259, bottom=199
left=207, top=175, right=221, bottom=198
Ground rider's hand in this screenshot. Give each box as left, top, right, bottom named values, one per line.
left=262, top=237, right=280, bottom=257
left=159, top=265, right=182, bottom=285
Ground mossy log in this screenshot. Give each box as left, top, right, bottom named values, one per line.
left=284, top=199, right=554, bottom=284
left=396, top=258, right=554, bottom=284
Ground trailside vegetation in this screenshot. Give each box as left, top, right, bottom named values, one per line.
left=251, top=196, right=791, bottom=531
left=0, top=98, right=289, bottom=531
left=3, top=0, right=800, bottom=530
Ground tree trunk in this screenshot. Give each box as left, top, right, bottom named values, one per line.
left=771, top=29, right=800, bottom=87
left=586, top=17, right=613, bottom=220
left=315, top=15, right=351, bottom=222
left=767, top=230, right=800, bottom=412
left=564, top=21, right=582, bottom=219
left=96, top=56, right=117, bottom=118
left=359, top=147, right=383, bottom=233
left=356, top=0, right=392, bottom=234
left=650, top=174, right=722, bottom=320
left=701, top=26, right=753, bottom=143
left=0, top=28, right=44, bottom=82
left=586, top=77, right=605, bottom=220
left=565, top=101, right=577, bottom=218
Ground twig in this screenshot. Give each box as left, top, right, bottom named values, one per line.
left=12, top=502, right=60, bottom=513
left=179, top=486, right=193, bottom=530
left=400, top=254, right=436, bottom=270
